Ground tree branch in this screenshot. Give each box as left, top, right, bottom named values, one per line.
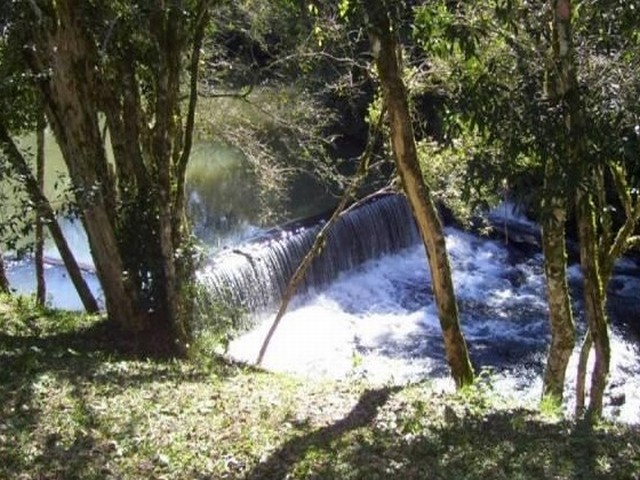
left=0, top=120, right=99, bottom=312
left=178, top=0, right=209, bottom=178
left=198, top=85, right=254, bottom=100
left=604, top=162, right=640, bottom=281
left=257, top=106, right=387, bottom=365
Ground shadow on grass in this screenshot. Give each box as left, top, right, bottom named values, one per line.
left=245, top=386, right=402, bottom=479
left=248, top=403, right=640, bottom=480
left=2, top=301, right=639, bottom=480
left=0, top=309, right=234, bottom=479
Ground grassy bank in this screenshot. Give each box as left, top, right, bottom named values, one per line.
left=1, top=295, right=639, bottom=479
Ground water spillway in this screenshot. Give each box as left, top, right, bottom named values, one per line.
left=198, top=194, right=420, bottom=312
left=8, top=185, right=639, bottom=423
left=209, top=198, right=640, bottom=424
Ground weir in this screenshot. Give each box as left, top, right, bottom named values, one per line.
left=199, top=193, right=420, bottom=311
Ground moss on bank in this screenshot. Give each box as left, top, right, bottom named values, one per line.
left=1, top=295, right=639, bottom=479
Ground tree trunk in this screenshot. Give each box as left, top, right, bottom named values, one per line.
left=0, top=253, right=9, bottom=294
left=258, top=109, right=384, bottom=365
left=27, top=0, right=142, bottom=328
left=19, top=0, right=208, bottom=355
left=575, top=328, right=592, bottom=414
left=576, top=188, right=610, bottom=419
left=366, top=0, right=474, bottom=387
left=541, top=187, right=575, bottom=401
left=0, top=121, right=99, bottom=313
left=540, top=0, right=578, bottom=404
left=544, top=0, right=611, bottom=418
left=35, top=112, right=46, bottom=306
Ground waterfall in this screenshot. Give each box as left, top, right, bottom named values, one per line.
left=198, top=194, right=420, bottom=312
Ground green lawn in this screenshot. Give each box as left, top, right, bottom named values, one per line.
left=1, top=295, right=639, bottom=479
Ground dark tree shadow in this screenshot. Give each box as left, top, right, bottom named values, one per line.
left=0, top=315, right=237, bottom=479
left=245, top=386, right=402, bottom=480
left=289, top=407, right=640, bottom=480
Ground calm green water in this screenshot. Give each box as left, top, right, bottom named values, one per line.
left=1, top=131, right=334, bottom=252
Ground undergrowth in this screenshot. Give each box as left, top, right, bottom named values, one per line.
left=1, top=294, right=639, bottom=479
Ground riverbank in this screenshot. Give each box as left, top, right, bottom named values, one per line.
left=1, top=295, right=639, bottom=479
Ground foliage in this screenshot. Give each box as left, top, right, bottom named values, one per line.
left=412, top=1, right=549, bottom=215
left=196, top=87, right=338, bottom=224
left=0, top=21, right=43, bottom=255
left=0, top=0, right=218, bottom=351
left=409, top=0, right=640, bottom=222
left=1, top=300, right=639, bottom=479
left=188, top=280, right=248, bottom=363
left=196, top=0, right=378, bottom=224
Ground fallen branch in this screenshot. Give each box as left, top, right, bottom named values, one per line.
left=257, top=108, right=386, bottom=365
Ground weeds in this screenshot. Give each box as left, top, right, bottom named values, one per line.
left=1, top=294, right=639, bottom=479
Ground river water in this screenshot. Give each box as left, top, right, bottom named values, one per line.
left=224, top=222, right=640, bottom=423
left=4, top=139, right=639, bottom=423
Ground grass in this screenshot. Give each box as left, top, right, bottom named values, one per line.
left=1, top=294, right=639, bottom=479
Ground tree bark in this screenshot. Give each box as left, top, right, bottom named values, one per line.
left=0, top=253, right=9, bottom=294
left=540, top=0, right=577, bottom=404
left=575, top=328, right=592, bottom=413
left=26, top=0, right=141, bottom=327
left=366, top=0, right=474, bottom=387
left=544, top=0, right=613, bottom=418
left=0, top=121, right=99, bottom=313
left=541, top=185, right=574, bottom=401
left=576, top=187, right=610, bottom=419
left=35, top=112, right=46, bottom=306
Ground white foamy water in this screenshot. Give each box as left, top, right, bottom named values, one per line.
left=228, top=228, right=640, bottom=423
left=6, top=259, right=102, bottom=311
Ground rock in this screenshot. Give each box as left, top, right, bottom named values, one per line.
left=609, top=392, right=626, bottom=407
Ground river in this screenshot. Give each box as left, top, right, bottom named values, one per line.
left=4, top=138, right=639, bottom=424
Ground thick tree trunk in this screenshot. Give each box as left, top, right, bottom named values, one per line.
left=20, top=0, right=208, bottom=354
left=0, top=121, right=99, bottom=313
left=35, top=112, right=46, bottom=306
left=0, top=253, right=9, bottom=294
left=27, top=0, right=141, bottom=328
left=366, top=0, right=473, bottom=387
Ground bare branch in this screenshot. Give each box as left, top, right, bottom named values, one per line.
left=178, top=0, right=209, bottom=178
left=604, top=162, right=640, bottom=281
left=257, top=105, right=387, bottom=365
left=198, top=84, right=254, bottom=100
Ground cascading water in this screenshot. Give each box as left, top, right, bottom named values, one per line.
left=7, top=184, right=640, bottom=423
left=198, top=194, right=420, bottom=312
left=211, top=194, right=640, bottom=424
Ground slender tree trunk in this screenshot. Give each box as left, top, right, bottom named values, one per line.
left=541, top=187, right=574, bottom=401
left=575, top=164, right=640, bottom=415
left=545, top=0, right=611, bottom=418
left=576, top=188, right=610, bottom=418
left=366, top=0, right=473, bottom=387
left=0, top=121, right=99, bottom=313
left=575, top=328, right=592, bottom=413
left=148, top=7, right=191, bottom=355
left=46, top=216, right=100, bottom=313
left=35, top=112, right=46, bottom=306
left=0, top=253, right=9, bottom=294
left=540, top=0, right=577, bottom=404
left=257, top=109, right=385, bottom=365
